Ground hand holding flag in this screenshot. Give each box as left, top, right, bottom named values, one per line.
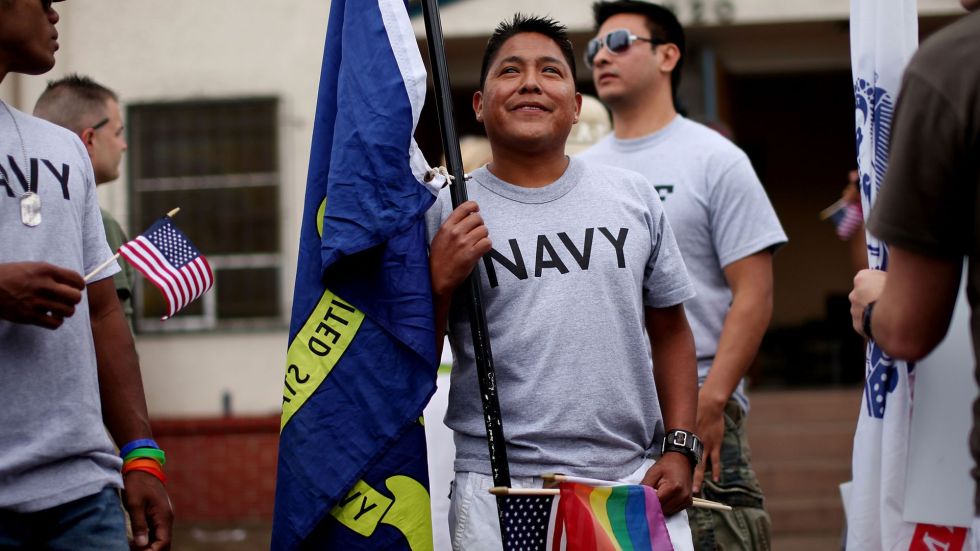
left=489, top=481, right=682, bottom=550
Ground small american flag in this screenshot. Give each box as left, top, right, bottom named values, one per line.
left=119, top=216, right=213, bottom=320
left=820, top=199, right=864, bottom=240
left=832, top=202, right=864, bottom=240
left=500, top=495, right=555, bottom=551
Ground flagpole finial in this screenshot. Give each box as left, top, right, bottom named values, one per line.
left=167, top=207, right=180, bottom=218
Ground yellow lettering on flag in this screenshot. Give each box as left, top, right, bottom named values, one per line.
left=331, top=480, right=393, bottom=537
left=280, top=289, right=364, bottom=430
left=330, top=476, right=433, bottom=550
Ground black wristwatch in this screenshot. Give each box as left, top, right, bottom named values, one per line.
left=662, top=429, right=703, bottom=470
left=862, top=302, right=876, bottom=341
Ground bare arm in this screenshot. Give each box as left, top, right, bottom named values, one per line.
left=849, top=246, right=960, bottom=360
left=428, top=201, right=491, bottom=356
left=648, top=305, right=698, bottom=435
left=89, top=279, right=173, bottom=551
left=641, top=304, right=698, bottom=514
left=89, top=278, right=150, bottom=446
left=694, top=251, right=773, bottom=490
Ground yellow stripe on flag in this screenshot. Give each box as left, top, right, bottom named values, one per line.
left=590, top=486, right=623, bottom=551
left=281, top=289, right=365, bottom=430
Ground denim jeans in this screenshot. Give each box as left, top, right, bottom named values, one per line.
left=688, top=399, right=772, bottom=551
left=0, top=487, right=127, bottom=550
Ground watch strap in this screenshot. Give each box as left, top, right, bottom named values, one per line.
left=662, top=429, right=703, bottom=469
left=862, top=302, right=876, bottom=340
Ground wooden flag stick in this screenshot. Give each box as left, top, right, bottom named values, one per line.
left=542, top=473, right=614, bottom=486
left=84, top=254, right=121, bottom=283
left=489, top=487, right=731, bottom=511
left=83, top=207, right=180, bottom=282
left=691, top=497, right=732, bottom=511
left=819, top=198, right=848, bottom=220
left=490, top=487, right=558, bottom=496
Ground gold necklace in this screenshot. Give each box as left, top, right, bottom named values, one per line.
left=1, top=101, right=40, bottom=227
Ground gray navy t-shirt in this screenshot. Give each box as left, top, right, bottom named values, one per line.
left=580, top=116, right=786, bottom=410
left=426, top=157, right=695, bottom=480
left=0, top=104, right=122, bottom=512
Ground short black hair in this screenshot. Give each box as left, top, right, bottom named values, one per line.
left=34, top=74, right=118, bottom=134
left=592, top=1, right=685, bottom=96
left=479, top=14, right=577, bottom=90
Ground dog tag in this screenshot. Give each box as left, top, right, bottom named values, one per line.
left=20, top=192, right=40, bottom=227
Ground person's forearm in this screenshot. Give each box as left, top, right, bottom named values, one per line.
left=89, top=279, right=153, bottom=446
left=647, top=306, right=698, bottom=432
left=872, top=287, right=954, bottom=360
left=428, top=200, right=493, bottom=358
left=866, top=247, right=960, bottom=360
left=700, top=287, right=771, bottom=410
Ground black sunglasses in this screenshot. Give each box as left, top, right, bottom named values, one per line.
left=91, top=117, right=110, bottom=131
left=584, top=29, right=666, bottom=69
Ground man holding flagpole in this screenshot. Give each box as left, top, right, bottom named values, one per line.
left=0, top=1, right=171, bottom=549
left=848, top=0, right=980, bottom=547
left=428, top=14, right=700, bottom=550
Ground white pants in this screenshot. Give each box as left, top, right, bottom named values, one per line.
left=448, top=459, right=694, bottom=551
left=971, top=516, right=980, bottom=551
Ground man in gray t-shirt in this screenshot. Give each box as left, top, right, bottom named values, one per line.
left=0, top=2, right=172, bottom=549
left=428, top=14, right=701, bottom=550
left=580, top=2, right=787, bottom=549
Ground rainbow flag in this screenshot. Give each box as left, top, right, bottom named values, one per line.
left=555, top=482, right=673, bottom=550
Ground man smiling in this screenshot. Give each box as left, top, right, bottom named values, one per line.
left=427, top=14, right=700, bottom=550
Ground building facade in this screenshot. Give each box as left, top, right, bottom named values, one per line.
left=0, top=0, right=964, bottom=417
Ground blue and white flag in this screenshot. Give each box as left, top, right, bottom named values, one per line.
left=847, top=0, right=918, bottom=548
left=272, top=0, right=444, bottom=549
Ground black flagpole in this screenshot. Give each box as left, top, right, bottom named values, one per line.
left=420, top=0, right=512, bottom=542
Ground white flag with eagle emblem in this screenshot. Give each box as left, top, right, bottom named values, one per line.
left=846, top=0, right=918, bottom=548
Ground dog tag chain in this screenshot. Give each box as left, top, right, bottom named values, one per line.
left=2, top=101, right=40, bottom=227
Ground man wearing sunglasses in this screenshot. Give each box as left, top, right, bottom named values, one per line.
left=579, top=2, right=786, bottom=550
left=35, top=75, right=135, bottom=329
left=0, top=1, right=172, bottom=549
left=428, top=13, right=700, bottom=550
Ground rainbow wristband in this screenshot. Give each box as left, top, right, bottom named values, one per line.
left=123, top=447, right=166, bottom=466
left=123, top=458, right=162, bottom=472
left=119, top=439, right=159, bottom=458
left=123, top=463, right=167, bottom=485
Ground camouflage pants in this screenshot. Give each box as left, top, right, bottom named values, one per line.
left=689, top=399, right=772, bottom=551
